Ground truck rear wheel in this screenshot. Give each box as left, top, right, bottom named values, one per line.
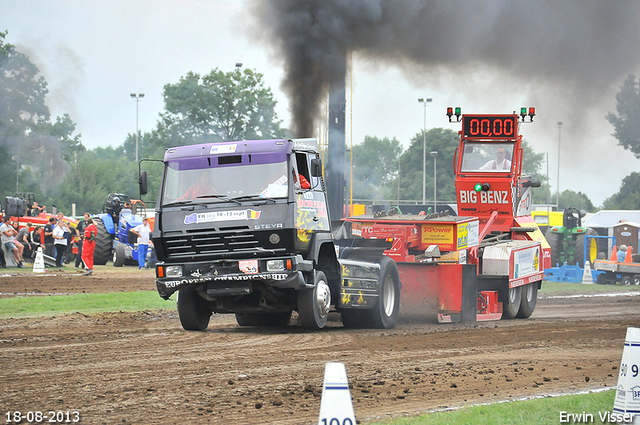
left=633, top=275, right=640, bottom=286
left=177, top=284, right=212, bottom=331
left=501, top=286, right=522, bottom=319
left=297, top=271, right=331, bottom=329
left=621, top=275, right=632, bottom=286
left=93, top=218, right=112, bottom=265
left=235, top=312, right=292, bottom=327
left=516, top=283, right=538, bottom=318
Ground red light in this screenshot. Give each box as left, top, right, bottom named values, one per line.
left=157, top=267, right=164, bottom=278
left=286, top=259, right=292, bottom=270
left=528, top=107, right=535, bottom=115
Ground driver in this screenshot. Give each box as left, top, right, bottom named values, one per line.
left=182, top=172, right=216, bottom=200
left=479, top=147, right=511, bottom=171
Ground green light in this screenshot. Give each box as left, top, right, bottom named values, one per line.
left=455, top=107, right=461, bottom=115
left=520, top=107, right=527, bottom=115
left=474, top=183, right=483, bottom=192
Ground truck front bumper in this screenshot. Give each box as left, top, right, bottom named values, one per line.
left=155, top=256, right=312, bottom=299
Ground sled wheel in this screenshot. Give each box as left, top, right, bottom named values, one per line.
left=502, top=286, right=522, bottom=319
left=516, top=283, right=538, bottom=318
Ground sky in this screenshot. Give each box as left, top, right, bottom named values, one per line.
left=2, top=0, right=640, bottom=207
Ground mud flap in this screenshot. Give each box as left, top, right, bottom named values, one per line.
left=461, top=265, right=478, bottom=323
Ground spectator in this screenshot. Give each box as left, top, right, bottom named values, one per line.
left=30, top=201, right=46, bottom=217
left=75, top=212, right=90, bottom=269
left=81, top=218, right=98, bottom=276
left=52, top=218, right=69, bottom=268
left=131, top=217, right=151, bottom=269
left=0, top=217, right=24, bottom=268
left=29, top=226, right=43, bottom=255
left=16, top=222, right=32, bottom=261
left=44, top=217, right=56, bottom=257
left=66, top=225, right=78, bottom=265
left=617, top=245, right=628, bottom=262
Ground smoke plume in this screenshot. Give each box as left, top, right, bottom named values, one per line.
left=251, top=0, right=640, bottom=138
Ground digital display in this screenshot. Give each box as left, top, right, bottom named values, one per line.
left=462, top=115, right=517, bottom=139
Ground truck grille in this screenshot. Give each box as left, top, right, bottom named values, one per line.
left=161, top=227, right=288, bottom=261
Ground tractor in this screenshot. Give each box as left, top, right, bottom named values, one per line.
left=93, top=193, right=149, bottom=266
left=544, top=207, right=598, bottom=268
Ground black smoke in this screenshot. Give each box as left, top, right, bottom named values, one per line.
left=252, top=0, right=640, bottom=138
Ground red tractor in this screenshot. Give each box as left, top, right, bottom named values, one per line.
left=340, top=108, right=549, bottom=322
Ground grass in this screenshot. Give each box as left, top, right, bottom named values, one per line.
left=371, top=389, right=620, bottom=425
left=540, top=280, right=640, bottom=293
left=0, top=291, right=174, bottom=318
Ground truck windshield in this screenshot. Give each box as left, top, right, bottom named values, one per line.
left=460, top=142, right=515, bottom=172
left=161, top=160, right=289, bottom=206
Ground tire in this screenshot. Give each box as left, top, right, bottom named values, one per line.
left=545, top=230, right=563, bottom=267
left=93, top=218, right=112, bottom=265
left=112, top=243, right=125, bottom=267
left=501, top=286, right=522, bottom=319
left=177, top=284, right=211, bottom=331
left=596, top=273, right=608, bottom=285
left=633, top=275, right=640, bottom=286
left=235, top=311, right=292, bottom=327
left=621, top=275, right=632, bottom=286
left=516, top=283, right=538, bottom=318
left=574, top=228, right=598, bottom=267
left=297, top=271, right=331, bottom=329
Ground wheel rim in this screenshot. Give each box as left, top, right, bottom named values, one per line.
left=633, top=276, right=640, bottom=286
left=523, top=284, right=534, bottom=303
left=315, top=279, right=331, bottom=317
left=382, top=274, right=396, bottom=317
left=509, top=287, right=519, bottom=304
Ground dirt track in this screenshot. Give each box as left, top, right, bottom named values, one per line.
left=1, top=271, right=638, bottom=424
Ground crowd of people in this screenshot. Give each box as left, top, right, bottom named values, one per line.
left=0, top=212, right=98, bottom=275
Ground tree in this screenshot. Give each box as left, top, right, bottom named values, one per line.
left=521, top=139, right=550, bottom=204
left=392, top=128, right=459, bottom=203
left=602, top=172, right=640, bottom=210
left=351, top=136, right=402, bottom=200
left=606, top=74, right=640, bottom=158
left=558, top=189, right=595, bottom=212
left=156, top=68, right=285, bottom=146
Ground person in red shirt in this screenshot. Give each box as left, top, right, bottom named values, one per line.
left=81, top=218, right=98, bottom=276
left=181, top=173, right=216, bottom=200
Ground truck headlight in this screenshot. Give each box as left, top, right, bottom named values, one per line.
left=266, top=259, right=285, bottom=272
left=165, top=266, right=183, bottom=277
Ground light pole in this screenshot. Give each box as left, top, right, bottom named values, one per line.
left=556, top=121, right=562, bottom=208
left=418, top=98, right=432, bottom=204
left=430, top=151, right=438, bottom=213
left=130, top=93, right=145, bottom=163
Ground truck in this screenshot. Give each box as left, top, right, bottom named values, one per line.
left=146, top=109, right=548, bottom=330
left=338, top=109, right=550, bottom=322
left=143, top=138, right=402, bottom=330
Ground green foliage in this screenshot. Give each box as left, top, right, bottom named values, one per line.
left=607, top=74, right=640, bottom=158
left=603, top=172, right=640, bottom=209
left=351, top=136, right=403, bottom=200
left=157, top=68, right=285, bottom=145
left=558, top=189, right=595, bottom=212
left=393, top=128, right=459, bottom=203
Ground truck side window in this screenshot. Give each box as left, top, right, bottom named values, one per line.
left=294, top=152, right=312, bottom=190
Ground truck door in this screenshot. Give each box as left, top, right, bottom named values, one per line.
left=293, top=152, right=330, bottom=251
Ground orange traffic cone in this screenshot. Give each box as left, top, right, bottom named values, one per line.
left=625, top=246, right=633, bottom=263
left=610, top=245, right=618, bottom=261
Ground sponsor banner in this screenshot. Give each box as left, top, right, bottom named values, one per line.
left=510, top=271, right=544, bottom=288
left=210, top=144, right=237, bottom=154
left=239, top=260, right=258, bottom=274
left=513, top=246, right=541, bottom=279
left=457, top=221, right=479, bottom=249
left=184, top=209, right=261, bottom=224
left=422, top=223, right=454, bottom=246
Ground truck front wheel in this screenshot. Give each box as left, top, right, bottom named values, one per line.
left=297, top=271, right=331, bottom=329
left=501, top=286, right=522, bottom=319
left=177, top=284, right=212, bottom=331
